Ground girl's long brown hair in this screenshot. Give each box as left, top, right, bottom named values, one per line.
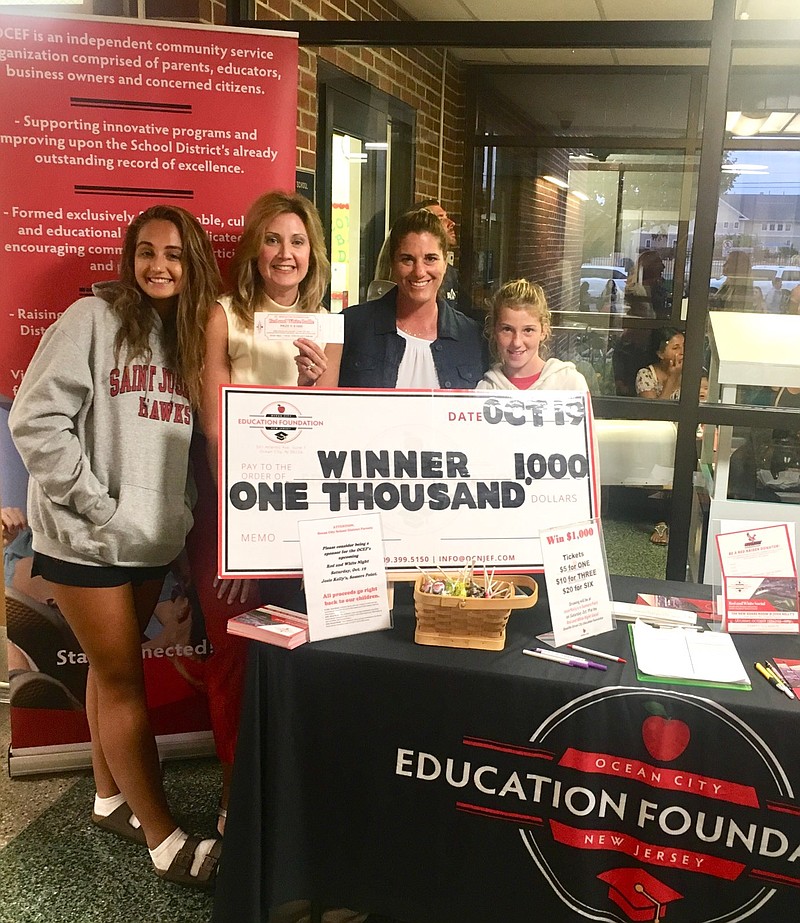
left=101, top=205, right=221, bottom=407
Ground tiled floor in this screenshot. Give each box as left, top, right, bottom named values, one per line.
left=0, top=703, right=220, bottom=923
left=602, top=490, right=671, bottom=581
left=0, top=713, right=369, bottom=923
left=0, top=704, right=78, bottom=851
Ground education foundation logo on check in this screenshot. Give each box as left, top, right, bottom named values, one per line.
left=238, top=400, right=323, bottom=444
left=395, top=687, right=800, bottom=922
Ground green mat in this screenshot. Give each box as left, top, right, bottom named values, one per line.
left=0, top=759, right=221, bottom=923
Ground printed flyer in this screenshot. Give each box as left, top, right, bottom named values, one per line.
left=716, top=523, right=799, bottom=633
left=539, top=518, right=613, bottom=647
left=299, top=513, right=391, bottom=641
left=0, top=13, right=297, bottom=400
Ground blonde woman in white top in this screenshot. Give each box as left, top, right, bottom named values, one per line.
left=202, top=191, right=339, bottom=478
left=191, top=192, right=339, bottom=834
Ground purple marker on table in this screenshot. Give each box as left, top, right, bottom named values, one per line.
left=523, top=649, right=589, bottom=669
left=534, top=647, right=609, bottom=672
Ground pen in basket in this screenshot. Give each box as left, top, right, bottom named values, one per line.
left=415, top=559, right=511, bottom=599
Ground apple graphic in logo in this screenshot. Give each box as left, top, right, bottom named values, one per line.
left=277, top=404, right=286, bottom=414
left=642, top=704, right=690, bottom=762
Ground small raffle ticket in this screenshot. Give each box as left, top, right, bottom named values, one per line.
left=254, top=312, right=344, bottom=343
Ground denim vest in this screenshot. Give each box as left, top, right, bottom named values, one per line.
left=338, top=289, right=488, bottom=389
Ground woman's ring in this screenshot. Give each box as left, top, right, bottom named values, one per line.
left=309, top=362, right=315, bottom=370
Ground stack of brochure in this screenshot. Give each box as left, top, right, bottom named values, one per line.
left=613, top=600, right=698, bottom=628
left=773, top=657, right=800, bottom=697
left=226, top=605, right=309, bottom=649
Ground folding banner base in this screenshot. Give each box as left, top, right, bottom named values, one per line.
left=7, top=730, right=215, bottom=778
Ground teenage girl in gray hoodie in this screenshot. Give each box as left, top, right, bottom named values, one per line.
left=9, top=205, right=222, bottom=890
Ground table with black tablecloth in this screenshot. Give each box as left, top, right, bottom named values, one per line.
left=213, top=577, right=800, bottom=923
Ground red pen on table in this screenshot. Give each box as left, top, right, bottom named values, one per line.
left=567, top=643, right=626, bottom=664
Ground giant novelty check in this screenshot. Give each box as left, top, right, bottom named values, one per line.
left=218, top=387, right=600, bottom=577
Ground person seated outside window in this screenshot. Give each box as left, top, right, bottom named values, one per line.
left=636, top=328, right=684, bottom=401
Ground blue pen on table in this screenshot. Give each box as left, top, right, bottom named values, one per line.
left=534, top=647, right=608, bottom=672
left=523, top=649, right=588, bottom=670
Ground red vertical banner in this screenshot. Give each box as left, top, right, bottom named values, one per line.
left=1, top=13, right=297, bottom=397
left=0, top=13, right=298, bottom=771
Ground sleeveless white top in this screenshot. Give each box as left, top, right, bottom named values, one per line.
left=395, top=330, right=440, bottom=389
left=219, top=293, right=325, bottom=386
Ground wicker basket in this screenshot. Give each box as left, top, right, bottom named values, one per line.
left=414, top=574, right=539, bottom=650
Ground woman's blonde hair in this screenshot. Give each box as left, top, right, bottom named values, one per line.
left=103, top=204, right=221, bottom=408
left=486, top=279, right=551, bottom=361
left=227, top=191, right=330, bottom=323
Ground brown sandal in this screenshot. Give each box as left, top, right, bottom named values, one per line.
left=155, top=835, right=222, bottom=891
left=92, top=802, right=147, bottom=846
left=650, top=522, right=669, bottom=545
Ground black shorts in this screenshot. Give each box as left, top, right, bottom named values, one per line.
left=31, top=552, right=170, bottom=589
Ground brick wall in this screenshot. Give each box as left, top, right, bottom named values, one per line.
left=532, top=150, right=574, bottom=314
left=201, top=1, right=467, bottom=224
left=469, top=89, right=582, bottom=310
left=472, top=144, right=577, bottom=313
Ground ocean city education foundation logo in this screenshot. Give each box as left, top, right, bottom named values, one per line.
left=247, top=400, right=322, bottom=444
left=397, top=687, right=800, bottom=922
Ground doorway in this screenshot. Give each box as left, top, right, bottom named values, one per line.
left=317, top=62, right=414, bottom=309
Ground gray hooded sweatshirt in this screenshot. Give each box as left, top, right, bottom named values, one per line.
left=477, top=357, right=589, bottom=391
left=9, top=289, right=194, bottom=568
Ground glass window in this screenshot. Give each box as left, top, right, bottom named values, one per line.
left=471, top=145, right=696, bottom=396
left=712, top=148, right=800, bottom=321
left=703, top=416, right=800, bottom=505
left=709, top=66, right=800, bottom=328
left=317, top=63, right=415, bottom=309
left=469, top=62, right=710, bottom=581
left=472, top=147, right=697, bottom=315
left=713, top=57, right=800, bottom=343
